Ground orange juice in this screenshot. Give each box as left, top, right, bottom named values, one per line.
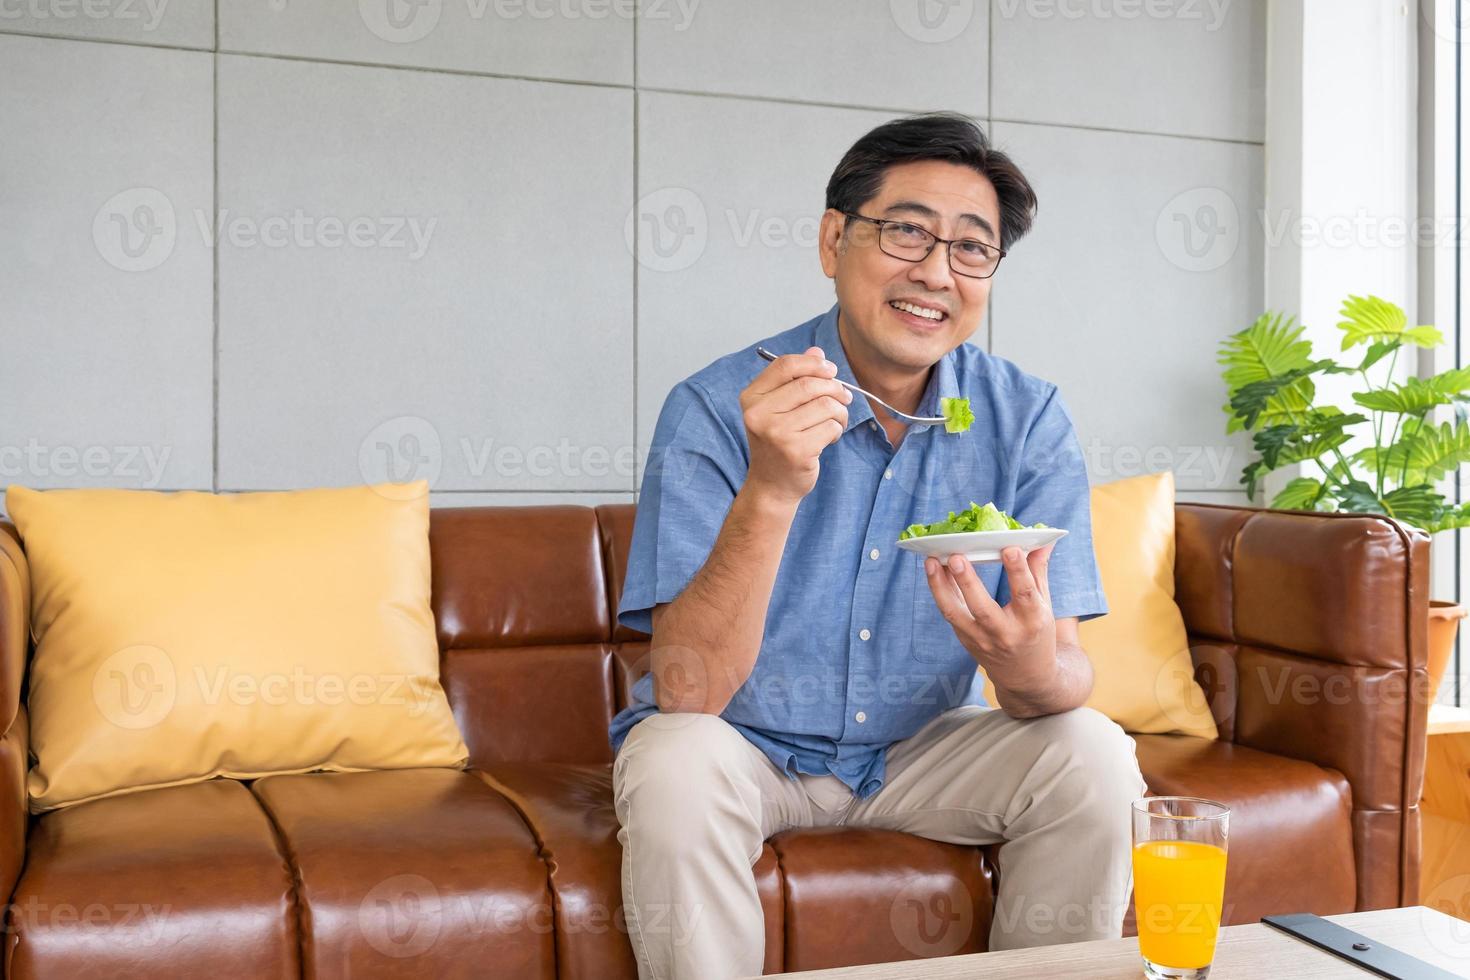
left=1132, top=840, right=1228, bottom=969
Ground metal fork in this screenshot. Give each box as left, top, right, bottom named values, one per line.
left=755, top=346, right=947, bottom=425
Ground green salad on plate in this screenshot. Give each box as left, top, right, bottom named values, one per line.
left=899, top=501, right=1048, bottom=540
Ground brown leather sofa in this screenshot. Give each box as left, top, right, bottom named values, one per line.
left=0, top=501, right=1429, bottom=977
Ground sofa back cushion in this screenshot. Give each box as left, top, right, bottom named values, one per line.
left=7, top=482, right=468, bottom=813
left=1077, top=471, right=1218, bottom=738
left=431, top=505, right=630, bottom=766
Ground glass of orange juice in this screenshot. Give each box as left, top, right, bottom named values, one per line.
left=1131, top=796, right=1229, bottom=979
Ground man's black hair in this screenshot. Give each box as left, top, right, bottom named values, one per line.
left=825, top=112, right=1038, bottom=249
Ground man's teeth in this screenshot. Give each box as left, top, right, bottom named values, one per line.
left=890, top=300, right=944, bottom=321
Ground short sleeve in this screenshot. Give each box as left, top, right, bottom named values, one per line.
left=617, top=380, right=748, bottom=634
left=1000, top=386, right=1108, bottom=622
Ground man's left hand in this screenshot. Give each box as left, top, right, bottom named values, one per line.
left=924, top=544, right=1059, bottom=694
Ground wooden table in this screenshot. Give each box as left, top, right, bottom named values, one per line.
left=759, top=906, right=1470, bottom=978
left=1423, top=703, right=1470, bottom=922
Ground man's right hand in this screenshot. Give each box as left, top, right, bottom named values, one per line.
left=740, top=346, right=853, bottom=505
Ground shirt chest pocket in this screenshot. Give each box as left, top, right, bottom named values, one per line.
left=910, top=559, right=967, bottom=664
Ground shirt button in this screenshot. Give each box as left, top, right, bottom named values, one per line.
left=855, top=711, right=867, bottom=724
left=883, top=469, right=893, bottom=480
left=869, top=548, right=880, bottom=560
left=859, top=628, right=872, bottom=641
left=868, top=421, right=878, bottom=431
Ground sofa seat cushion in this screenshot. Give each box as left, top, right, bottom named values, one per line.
left=251, top=767, right=554, bottom=979
left=773, top=827, right=996, bottom=972
left=479, top=762, right=784, bottom=978
left=1133, top=734, right=1357, bottom=925
left=7, top=778, right=298, bottom=979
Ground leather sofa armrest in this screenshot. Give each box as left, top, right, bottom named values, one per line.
left=0, top=525, right=29, bottom=904
left=0, top=527, right=28, bottom=739
left=1174, top=503, right=1429, bottom=909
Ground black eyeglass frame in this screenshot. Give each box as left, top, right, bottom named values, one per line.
left=840, top=211, right=1006, bottom=280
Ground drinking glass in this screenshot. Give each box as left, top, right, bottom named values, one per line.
left=1131, top=796, right=1230, bottom=979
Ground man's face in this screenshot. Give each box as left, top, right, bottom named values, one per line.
left=819, top=159, right=1002, bottom=371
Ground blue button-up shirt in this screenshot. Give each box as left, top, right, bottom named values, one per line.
left=609, top=304, right=1107, bottom=798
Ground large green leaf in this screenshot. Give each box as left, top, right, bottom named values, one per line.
left=1339, top=481, right=1448, bottom=530
left=1352, top=378, right=1453, bottom=415
left=1351, top=416, right=1470, bottom=488
left=1338, top=479, right=1389, bottom=515
left=1218, top=313, right=1312, bottom=388
left=1427, top=366, right=1470, bottom=396
left=1429, top=502, right=1470, bottom=533
left=1357, top=340, right=1401, bottom=372
left=1222, top=380, right=1316, bottom=434
left=1337, top=294, right=1443, bottom=350
left=1271, top=477, right=1329, bottom=511
left=1352, top=445, right=1390, bottom=472
left=1278, top=431, right=1353, bottom=467
left=1402, top=420, right=1470, bottom=483
left=1219, top=314, right=1317, bottom=433
left=1357, top=416, right=1422, bottom=484
left=1355, top=447, right=1424, bottom=489
left=1249, top=423, right=1298, bottom=470
left=1229, top=362, right=1337, bottom=430
left=1240, top=459, right=1265, bottom=498
left=1239, top=411, right=1365, bottom=497
left=1380, top=484, right=1448, bottom=529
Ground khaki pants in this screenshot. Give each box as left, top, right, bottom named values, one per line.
left=612, top=704, right=1148, bottom=979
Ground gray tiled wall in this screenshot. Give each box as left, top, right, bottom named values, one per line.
left=0, top=1, right=1265, bottom=512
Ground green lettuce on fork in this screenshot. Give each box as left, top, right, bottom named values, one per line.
left=899, top=501, right=1048, bottom=540
left=940, top=396, right=974, bottom=434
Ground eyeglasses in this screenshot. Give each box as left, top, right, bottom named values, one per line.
left=841, top=212, right=1006, bottom=279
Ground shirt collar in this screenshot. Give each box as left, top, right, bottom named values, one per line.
left=813, top=303, right=962, bottom=434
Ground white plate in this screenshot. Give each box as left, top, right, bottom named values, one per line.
left=895, top=527, right=1068, bottom=563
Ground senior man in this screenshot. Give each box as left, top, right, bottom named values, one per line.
left=609, top=112, right=1147, bottom=979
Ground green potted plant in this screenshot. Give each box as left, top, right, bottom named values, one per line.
left=1219, top=294, right=1468, bottom=700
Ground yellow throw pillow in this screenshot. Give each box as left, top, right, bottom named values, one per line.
left=6, top=482, right=468, bottom=812
left=980, top=471, right=1218, bottom=739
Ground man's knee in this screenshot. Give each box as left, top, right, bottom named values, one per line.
left=1029, top=707, right=1147, bottom=809
left=615, top=713, right=763, bottom=838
